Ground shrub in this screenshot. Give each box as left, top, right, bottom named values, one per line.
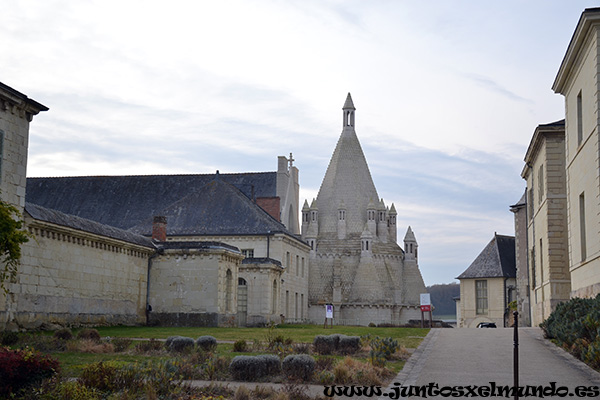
left=135, top=338, right=164, bottom=353
left=77, top=328, right=101, bottom=342
left=0, top=330, right=19, bottom=346
left=313, top=335, right=335, bottom=355
left=165, top=335, right=180, bottom=348
left=111, top=337, right=133, bottom=352
left=233, top=339, right=248, bottom=352
left=317, top=370, right=335, bottom=385
left=78, top=361, right=119, bottom=392
left=293, top=342, right=311, bottom=354
left=282, top=354, right=315, bottom=381
left=20, top=334, right=66, bottom=352
left=229, top=355, right=265, bottom=381
left=168, top=336, right=195, bottom=352
left=196, top=335, right=218, bottom=351
left=332, top=357, right=385, bottom=386
left=0, top=346, right=60, bottom=396
left=71, top=339, right=114, bottom=353
left=53, top=328, right=73, bottom=341
left=53, top=378, right=102, bottom=399
left=256, top=354, right=282, bottom=376
left=338, top=335, right=360, bottom=355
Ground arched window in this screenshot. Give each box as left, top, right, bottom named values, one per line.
left=226, top=269, right=233, bottom=312
left=272, top=280, right=278, bottom=313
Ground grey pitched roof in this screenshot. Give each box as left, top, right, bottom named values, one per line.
left=25, top=202, right=154, bottom=248
left=26, top=172, right=276, bottom=230
left=456, top=234, right=515, bottom=279
left=128, top=177, right=289, bottom=236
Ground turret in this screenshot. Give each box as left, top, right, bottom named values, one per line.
left=343, top=92, right=355, bottom=129
left=404, top=226, right=418, bottom=261
left=306, top=199, right=318, bottom=252
left=388, top=203, right=397, bottom=243
left=301, top=199, right=310, bottom=238
left=367, top=198, right=377, bottom=236
left=337, top=200, right=347, bottom=240
left=361, top=224, right=373, bottom=257
left=377, top=199, right=388, bottom=243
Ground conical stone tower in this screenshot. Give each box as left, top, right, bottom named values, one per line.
left=304, top=94, right=426, bottom=325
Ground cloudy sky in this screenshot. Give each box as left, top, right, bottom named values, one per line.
left=2, top=1, right=596, bottom=286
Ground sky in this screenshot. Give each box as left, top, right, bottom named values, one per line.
left=1, top=1, right=597, bottom=286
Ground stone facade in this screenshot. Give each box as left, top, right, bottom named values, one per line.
left=519, top=121, right=570, bottom=327
left=166, top=232, right=310, bottom=325
left=148, top=242, right=244, bottom=327
left=552, top=9, right=600, bottom=300
left=0, top=83, right=47, bottom=211
left=303, top=94, right=426, bottom=326
left=510, top=193, right=530, bottom=327
left=515, top=8, right=600, bottom=326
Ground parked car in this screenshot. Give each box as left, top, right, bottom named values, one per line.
left=477, top=322, right=497, bottom=328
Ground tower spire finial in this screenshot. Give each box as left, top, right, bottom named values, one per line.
left=342, top=93, right=356, bottom=128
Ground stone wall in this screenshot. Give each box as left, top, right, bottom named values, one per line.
left=1, top=216, right=153, bottom=330
left=148, top=245, right=243, bottom=327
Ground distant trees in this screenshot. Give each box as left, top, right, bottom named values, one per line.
left=427, top=282, right=459, bottom=317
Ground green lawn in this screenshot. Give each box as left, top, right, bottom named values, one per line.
left=93, top=324, right=429, bottom=349
left=45, top=325, right=429, bottom=378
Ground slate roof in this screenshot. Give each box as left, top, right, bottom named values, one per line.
left=26, top=172, right=277, bottom=231
left=25, top=202, right=154, bottom=248
left=456, top=234, right=516, bottom=279
left=159, top=240, right=240, bottom=253
left=128, top=177, right=289, bottom=237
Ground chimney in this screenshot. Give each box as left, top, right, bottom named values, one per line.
left=152, top=216, right=167, bottom=242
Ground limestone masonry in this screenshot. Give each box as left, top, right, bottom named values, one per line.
left=0, top=86, right=425, bottom=329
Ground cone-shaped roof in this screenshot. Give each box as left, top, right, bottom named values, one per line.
left=343, top=92, right=355, bottom=110
left=316, top=95, right=379, bottom=235
left=404, top=226, right=416, bottom=242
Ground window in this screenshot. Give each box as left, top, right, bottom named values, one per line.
left=295, top=292, right=298, bottom=318
left=528, top=188, right=534, bottom=219
left=539, top=239, right=544, bottom=284
left=538, top=165, right=544, bottom=204
left=286, top=290, right=289, bottom=317
left=301, top=294, right=304, bottom=318
left=580, top=192, right=587, bottom=261
left=338, top=209, right=345, bottom=220
left=286, top=252, right=291, bottom=268
left=530, top=247, right=536, bottom=289
left=241, top=249, right=254, bottom=258
left=296, top=255, right=299, bottom=275
left=476, top=280, right=488, bottom=315
left=301, top=258, right=305, bottom=277
left=0, top=130, right=4, bottom=184
left=577, top=90, right=583, bottom=146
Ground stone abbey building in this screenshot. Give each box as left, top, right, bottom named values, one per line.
left=0, top=85, right=426, bottom=329
left=303, top=94, right=426, bottom=325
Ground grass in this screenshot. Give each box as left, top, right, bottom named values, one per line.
left=94, top=324, right=429, bottom=348
left=37, top=325, right=428, bottom=379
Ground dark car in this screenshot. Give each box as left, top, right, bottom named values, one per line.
left=477, top=322, right=497, bottom=328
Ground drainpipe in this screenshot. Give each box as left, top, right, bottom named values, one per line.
left=146, top=245, right=164, bottom=325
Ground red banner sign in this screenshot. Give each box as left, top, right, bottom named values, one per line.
left=420, top=305, right=431, bottom=312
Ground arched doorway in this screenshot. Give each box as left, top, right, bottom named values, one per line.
left=237, top=277, right=247, bottom=326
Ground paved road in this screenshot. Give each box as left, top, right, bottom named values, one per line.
left=382, top=328, right=600, bottom=399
